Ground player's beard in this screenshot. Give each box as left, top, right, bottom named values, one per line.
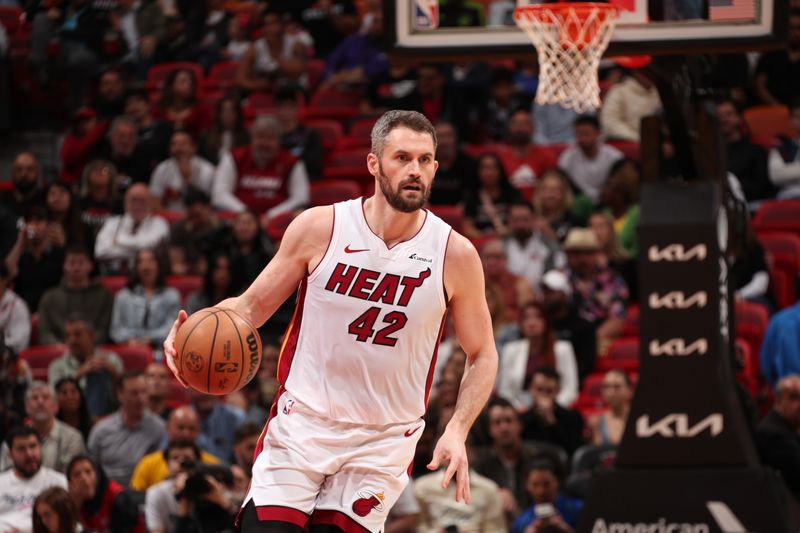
left=377, top=162, right=430, bottom=213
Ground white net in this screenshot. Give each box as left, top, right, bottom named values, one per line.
left=514, top=3, right=619, bottom=113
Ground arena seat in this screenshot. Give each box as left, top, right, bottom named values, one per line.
left=30, top=313, right=38, bottom=346
left=429, top=204, right=464, bottom=233
left=758, top=231, right=800, bottom=308
left=266, top=211, right=294, bottom=242
left=103, top=344, right=154, bottom=371
left=166, top=275, right=203, bottom=302
left=100, top=276, right=128, bottom=296
left=743, top=105, right=794, bottom=139
left=571, top=443, right=618, bottom=474
left=596, top=338, right=640, bottom=372
left=303, top=90, right=361, bottom=121
left=306, top=119, right=344, bottom=150
left=621, top=303, right=640, bottom=337
left=735, top=338, right=759, bottom=387
left=310, top=180, right=362, bottom=206
left=20, top=345, right=66, bottom=381
left=205, top=61, right=239, bottom=93
left=735, top=300, right=769, bottom=358
left=157, top=210, right=186, bottom=225
left=0, top=6, right=24, bottom=34
left=574, top=372, right=606, bottom=410
left=146, top=62, right=205, bottom=92
left=0, top=180, right=12, bottom=192
left=607, top=140, right=641, bottom=162
left=305, top=59, right=327, bottom=94
left=341, top=117, right=377, bottom=148
left=752, top=200, right=800, bottom=235
left=323, top=148, right=372, bottom=192
left=166, top=377, right=191, bottom=408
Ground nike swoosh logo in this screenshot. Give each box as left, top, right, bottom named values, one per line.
left=344, top=245, right=370, bottom=254
left=404, top=426, right=422, bottom=437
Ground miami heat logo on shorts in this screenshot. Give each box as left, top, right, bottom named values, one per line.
left=351, top=490, right=385, bottom=517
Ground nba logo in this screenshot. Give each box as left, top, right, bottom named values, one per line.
left=414, top=0, right=439, bottom=29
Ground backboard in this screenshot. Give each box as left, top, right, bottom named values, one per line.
left=383, top=0, right=789, bottom=59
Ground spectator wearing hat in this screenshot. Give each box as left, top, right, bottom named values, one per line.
left=149, top=130, right=215, bottom=211
left=540, top=270, right=597, bottom=382
left=4, top=206, right=64, bottom=313
left=563, top=228, right=629, bottom=357
left=60, top=108, right=110, bottom=185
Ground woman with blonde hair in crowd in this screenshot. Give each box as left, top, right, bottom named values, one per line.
left=588, top=211, right=637, bottom=299
left=587, top=369, right=634, bottom=445
left=32, top=487, right=80, bottom=533
left=533, top=168, right=584, bottom=243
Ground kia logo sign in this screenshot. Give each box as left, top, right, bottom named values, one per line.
left=648, top=291, right=708, bottom=309
left=649, top=338, right=709, bottom=357
left=648, top=244, right=708, bottom=262
left=636, top=413, right=724, bottom=438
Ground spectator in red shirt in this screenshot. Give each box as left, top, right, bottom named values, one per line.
left=153, top=69, right=211, bottom=138
left=60, top=108, right=110, bottom=186
left=503, top=109, right=557, bottom=188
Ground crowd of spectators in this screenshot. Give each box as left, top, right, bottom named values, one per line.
left=0, top=0, right=799, bottom=532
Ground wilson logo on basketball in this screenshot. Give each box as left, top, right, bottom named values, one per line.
left=185, top=352, right=204, bottom=373
left=245, top=332, right=260, bottom=381
left=352, top=490, right=385, bottom=517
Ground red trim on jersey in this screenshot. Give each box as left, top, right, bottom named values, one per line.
left=424, top=312, right=449, bottom=406
left=308, top=205, right=335, bottom=278
left=276, top=277, right=308, bottom=385
left=359, top=199, right=429, bottom=251
left=442, top=228, right=452, bottom=304
left=311, top=510, right=372, bottom=533
left=255, top=505, right=310, bottom=527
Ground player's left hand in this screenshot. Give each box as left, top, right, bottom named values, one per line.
left=427, top=428, right=470, bottom=504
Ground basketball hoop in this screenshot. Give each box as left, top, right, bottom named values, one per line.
left=514, top=2, right=619, bottom=113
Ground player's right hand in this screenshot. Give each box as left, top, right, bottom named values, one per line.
left=164, top=310, right=189, bottom=387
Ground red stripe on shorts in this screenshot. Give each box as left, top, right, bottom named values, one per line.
left=311, top=510, right=372, bottom=533
left=277, top=277, right=308, bottom=385
left=256, top=505, right=310, bottom=528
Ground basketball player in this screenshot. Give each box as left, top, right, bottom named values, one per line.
left=163, top=110, right=498, bottom=533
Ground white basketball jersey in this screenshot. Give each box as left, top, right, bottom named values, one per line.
left=280, top=199, right=452, bottom=425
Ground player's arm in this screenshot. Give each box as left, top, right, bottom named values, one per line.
left=163, top=206, right=333, bottom=382
left=428, top=232, right=499, bottom=504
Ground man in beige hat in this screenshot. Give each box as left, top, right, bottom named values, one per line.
left=563, top=228, right=629, bottom=356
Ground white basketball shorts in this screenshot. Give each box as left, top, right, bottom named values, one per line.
left=243, top=390, right=425, bottom=532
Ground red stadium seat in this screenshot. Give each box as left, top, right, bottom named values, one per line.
left=758, top=231, right=800, bottom=308
left=607, top=140, right=641, bottom=162
left=303, top=90, right=361, bottom=121
left=166, top=377, right=191, bottom=408
left=100, top=276, right=128, bottom=296
left=323, top=149, right=372, bottom=192
left=341, top=118, right=377, bottom=148
left=102, top=344, right=154, bottom=371
left=621, top=304, right=640, bottom=337
left=306, top=119, right=344, bottom=150
left=266, top=211, right=294, bottom=242
left=596, top=338, right=640, bottom=372
left=205, top=61, right=239, bottom=93
left=310, top=180, right=362, bottom=206
left=743, top=105, right=794, bottom=139
left=157, top=210, right=186, bottom=225
left=20, top=345, right=66, bottom=381
left=735, top=300, right=769, bottom=359
left=0, top=6, right=23, bottom=34
left=305, top=59, right=327, bottom=94
left=429, top=205, right=464, bottom=233
left=0, top=180, right=12, bottom=192
left=30, top=313, right=38, bottom=346
left=146, top=62, right=205, bottom=92
left=574, top=372, right=607, bottom=409
left=166, top=275, right=203, bottom=303
left=752, top=200, right=800, bottom=235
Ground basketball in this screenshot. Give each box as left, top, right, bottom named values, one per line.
left=174, top=307, right=262, bottom=395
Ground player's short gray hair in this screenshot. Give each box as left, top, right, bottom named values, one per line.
left=251, top=115, right=281, bottom=136
left=370, top=110, right=437, bottom=159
